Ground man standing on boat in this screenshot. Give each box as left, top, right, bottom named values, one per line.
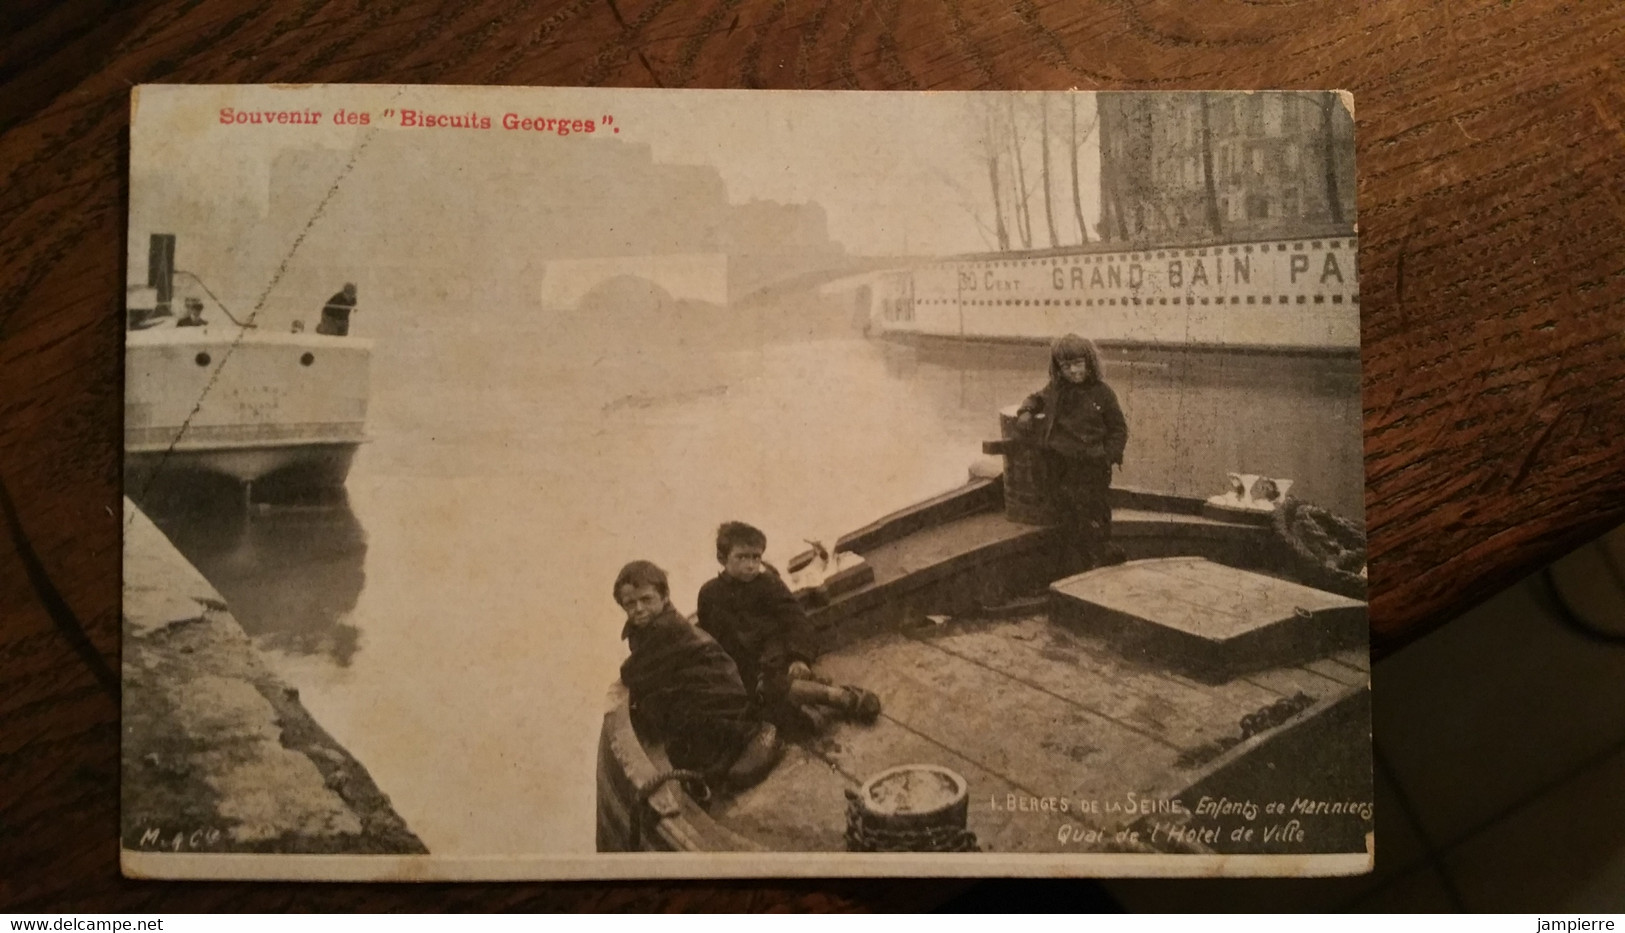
left=176, top=297, right=207, bottom=327
left=316, top=282, right=358, bottom=336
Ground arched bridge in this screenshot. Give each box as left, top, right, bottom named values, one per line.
left=539, top=254, right=730, bottom=310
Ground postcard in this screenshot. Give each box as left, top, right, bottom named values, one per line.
left=122, top=84, right=1371, bottom=880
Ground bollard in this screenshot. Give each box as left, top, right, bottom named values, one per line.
left=844, top=764, right=977, bottom=853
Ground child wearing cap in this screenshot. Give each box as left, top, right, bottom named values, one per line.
left=697, top=522, right=881, bottom=735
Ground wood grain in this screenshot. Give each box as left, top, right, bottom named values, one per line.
left=3, top=0, right=1623, bottom=910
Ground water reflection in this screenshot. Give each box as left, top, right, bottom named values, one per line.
left=130, top=469, right=367, bottom=666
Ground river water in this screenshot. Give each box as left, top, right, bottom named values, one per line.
left=136, top=304, right=1363, bottom=856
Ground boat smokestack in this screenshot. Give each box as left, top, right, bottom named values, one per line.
left=148, top=233, right=176, bottom=316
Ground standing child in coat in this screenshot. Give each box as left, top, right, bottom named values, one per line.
left=1015, top=333, right=1129, bottom=573
left=697, top=522, right=881, bottom=735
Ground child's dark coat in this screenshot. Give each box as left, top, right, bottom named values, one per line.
left=696, top=568, right=817, bottom=700
left=1017, top=334, right=1128, bottom=466
left=619, top=605, right=757, bottom=773
left=1017, top=334, right=1129, bottom=569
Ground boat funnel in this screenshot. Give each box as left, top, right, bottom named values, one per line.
left=148, top=233, right=177, bottom=316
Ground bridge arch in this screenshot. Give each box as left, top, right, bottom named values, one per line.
left=539, top=254, right=729, bottom=310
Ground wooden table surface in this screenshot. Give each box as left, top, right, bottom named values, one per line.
left=4, top=0, right=1623, bottom=911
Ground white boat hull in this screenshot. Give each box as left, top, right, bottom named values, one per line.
left=867, top=233, right=1360, bottom=355
left=124, top=442, right=359, bottom=489
left=125, top=326, right=371, bottom=488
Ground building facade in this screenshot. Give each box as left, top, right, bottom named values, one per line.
left=1096, top=92, right=1357, bottom=245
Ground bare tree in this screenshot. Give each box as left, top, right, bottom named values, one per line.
left=1096, top=98, right=1131, bottom=242
left=1007, top=138, right=1030, bottom=249
left=1097, top=146, right=1116, bottom=241
left=921, top=147, right=1007, bottom=252
left=1200, top=94, right=1223, bottom=236
left=1069, top=95, right=1097, bottom=245
left=1285, top=91, right=1351, bottom=227
left=1006, top=97, right=1034, bottom=249
left=987, top=149, right=1011, bottom=251
left=972, top=99, right=1011, bottom=251
left=1318, top=91, right=1346, bottom=226
left=1040, top=97, right=1059, bottom=249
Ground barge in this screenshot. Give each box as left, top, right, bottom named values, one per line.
left=862, top=231, right=1360, bottom=356
left=598, top=411, right=1372, bottom=862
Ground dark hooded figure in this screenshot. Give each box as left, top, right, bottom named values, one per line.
left=1015, top=334, right=1129, bottom=571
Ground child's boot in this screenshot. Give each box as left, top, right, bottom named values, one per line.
left=726, top=723, right=782, bottom=790
left=798, top=703, right=835, bottom=734
left=777, top=702, right=834, bottom=739
left=836, top=685, right=882, bottom=724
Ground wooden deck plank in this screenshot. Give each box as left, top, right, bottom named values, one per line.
left=1004, top=614, right=1297, bottom=713
left=718, top=612, right=1372, bottom=851
left=916, top=621, right=1264, bottom=750
left=1331, top=646, right=1371, bottom=673
left=1162, top=668, right=1284, bottom=710
left=802, top=718, right=1057, bottom=853
left=816, top=633, right=1187, bottom=801
left=714, top=710, right=1127, bottom=854
left=1241, top=665, right=1348, bottom=700
left=706, top=744, right=852, bottom=852
left=718, top=636, right=1115, bottom=853
left=1304, top=657, right=1369, bottom=688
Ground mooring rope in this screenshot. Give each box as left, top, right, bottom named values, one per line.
left=628, top=768, right=710, bottom=850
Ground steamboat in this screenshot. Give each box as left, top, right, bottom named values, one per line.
left=124, top=234, right=371, bottom=495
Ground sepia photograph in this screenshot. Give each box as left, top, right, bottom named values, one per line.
left=121, top=84, right=1371, bottom=879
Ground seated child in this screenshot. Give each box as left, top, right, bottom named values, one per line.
left=1015, top=333, right=1129, bottom=573
left=614, top=560, right=780, bottom=789
left=696, top=522, right=881, bottom=735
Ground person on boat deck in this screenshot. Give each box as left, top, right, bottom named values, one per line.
left=316, top=282, right=357, bottom=336
left=615, top=560, right=781, bottom=789
left=697, top=522, right=881, bottom=736
left=176, top=297, right=206, bottom=327
left=1016, top=333, right=1130, bottom=573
